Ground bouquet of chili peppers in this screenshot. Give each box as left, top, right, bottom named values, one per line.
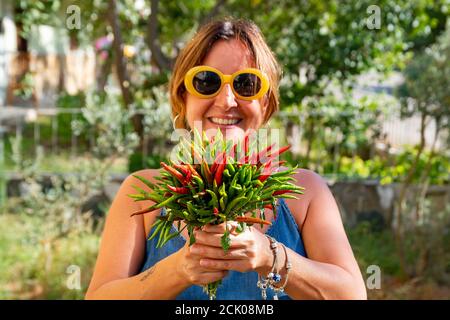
left=128, top=129, right=304, bottom=299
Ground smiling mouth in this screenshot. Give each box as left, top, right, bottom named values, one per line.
left=208, top=117, right=242, bottom=126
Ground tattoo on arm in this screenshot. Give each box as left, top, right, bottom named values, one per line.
left=140, top=265, right=156, bottom=282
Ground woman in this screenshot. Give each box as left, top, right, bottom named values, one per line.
left=86, top=18, right=367, bottom=300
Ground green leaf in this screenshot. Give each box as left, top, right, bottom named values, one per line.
left=221, top=229, right=231, bottom=253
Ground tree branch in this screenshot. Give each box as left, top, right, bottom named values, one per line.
left=108, top=0, right=144, bottom=141
left=147, top=0, right=173, bottom=71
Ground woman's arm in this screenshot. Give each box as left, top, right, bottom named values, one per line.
left=278, top=169, right=367, bottom=299
left=193, top=169, right=367, bottom=300
left=85, top=170, right=228, bottom=299
left=85, top=171, right=190, bottom=299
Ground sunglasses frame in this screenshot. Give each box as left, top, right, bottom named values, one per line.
left=184, top=65, right=270, bottom=101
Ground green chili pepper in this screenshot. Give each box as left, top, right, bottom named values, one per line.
left=198, top=216, right=217, bottom=224
left=155, top=194, right=183, bottom=209
left=206, top=189, right=219, bottom=208
left=224, top=195, right=247, bottom=215
left=160, top=229, right=183, bottom=247
left=226, top=163, right=236, bottom=175
left=131, top=174, right=157, bottom=190
left=181, top=210, right=190, bottom=220
left=245, top=168, right=253, bottom=186
left=220, top=197, right=226, bottom=211
left=157, top=222, right=171, bottom=248
left=148, top=219, right=164, bottom=241
left=223, top=169, right=231, bottom=179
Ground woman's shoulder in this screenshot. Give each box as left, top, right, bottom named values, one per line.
left=279, top=166, right=328, bottom=197
left=294, top=168, right=328, bottom=190
left=282, top=167, right=331, bottom=231
left=127, top=168, right=160, bottom=181
left=119, top=169, right=158, bottom=193
left=121, top=169, right=159, bottom=214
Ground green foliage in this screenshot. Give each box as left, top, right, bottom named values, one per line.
left=13, top=72, right=35, bottom=100
left=347, top=222, right=401, bottom=277
left=317, top=148, right=450, bottom=185
left=55, top=91, right=88, bottom=146
left=128, top=153, right=168, bottom=172
left=0, top=211, right=100, bottom=299
left=398, top=20, right=450, bottom=133
left=279, top=92, right=389, bottom=174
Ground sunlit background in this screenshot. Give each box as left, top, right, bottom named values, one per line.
left=0, top=0, right=449, bottom=299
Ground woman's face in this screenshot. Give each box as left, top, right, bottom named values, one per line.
left=184, top=39, right=267, bottom=141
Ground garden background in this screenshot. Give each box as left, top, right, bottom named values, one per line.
left=0, top=0, right=449, bottom=299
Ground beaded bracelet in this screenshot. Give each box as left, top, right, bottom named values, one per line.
left=272, top=242, right=292, bottom=299
left=256, top=235, right=281, bottom=300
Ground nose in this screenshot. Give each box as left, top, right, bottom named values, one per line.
left=214, top=83, right=238, bottom=110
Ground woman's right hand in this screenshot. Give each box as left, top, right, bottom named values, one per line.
left=175, top=235, right=229, bottom=286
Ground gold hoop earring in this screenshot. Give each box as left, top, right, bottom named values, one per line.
left=172, top=114, right=180, bottom=131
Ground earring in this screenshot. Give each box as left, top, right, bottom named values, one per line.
left=172, top=114, right=180, bottom=131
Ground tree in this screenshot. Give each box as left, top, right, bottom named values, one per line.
left=394, top=19, right=450, bottom=277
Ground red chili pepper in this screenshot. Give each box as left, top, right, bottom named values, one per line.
left=238, top=154, right=250, bottom=164
left=272, top=190, right=291, bottom=196
left=173, top=163, right=189, bottom=176
left=185, top=169, right=192, bottom=184
left=236, top=216, right=271, bottom=225
left=167, top=185, right=189, bottom=194
left=214, top=160, right=226, bottom=185
left=211, top=151, right=226, bottom=174
left=264, top=204, right=273, bottom=210
left=266, top=145, right=290, bottom=160
left=202, top=160, right=213, bottom=185
left=230, top=143, right=237, bottom=160
left=160, top=162, right=185, bottom=183
left=244, top=133, right=250, bottom=155
left=258, top=160, right=274, bottom=182
left=257, top=143, right=276, bottom=165
left=213, top=207, right=219, bottom=216
left=186, top=163, right=201, bottom=177
left=270, top=160, right=287, bottom=167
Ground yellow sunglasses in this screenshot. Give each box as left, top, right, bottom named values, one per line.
left=184, top=65, right=270, bottom=101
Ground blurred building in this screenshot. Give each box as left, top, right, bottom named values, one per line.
left=0, top=0, right=95, bottom=109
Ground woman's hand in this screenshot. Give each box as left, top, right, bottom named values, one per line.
left=189, top=222, right=273, bottom=274
left=175, top=231, right=229, bottom=286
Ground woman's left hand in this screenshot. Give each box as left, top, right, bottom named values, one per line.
left=189, top=222, right=272, bottom=273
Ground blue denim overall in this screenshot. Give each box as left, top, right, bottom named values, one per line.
left=139, top=198, right=307, bottom=299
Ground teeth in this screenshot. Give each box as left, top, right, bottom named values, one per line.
left=210, top=117, right=241, bottom=125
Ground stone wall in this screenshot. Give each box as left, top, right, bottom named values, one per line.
left=329, top=180, right=450, bottom=229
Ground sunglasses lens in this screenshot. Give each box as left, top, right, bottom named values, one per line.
left=192, top=71, right=221, bottom=95
left=233, top=73, right=262, bottom=97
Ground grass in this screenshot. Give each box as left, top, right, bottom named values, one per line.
left=0, top=211, right=101, bottom=299
left=347, top=222, right=450, bottom=299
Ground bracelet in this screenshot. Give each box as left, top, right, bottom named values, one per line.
left=271, top=243, right=292, bottom=299
left=256, top=235, right=281, bottom=300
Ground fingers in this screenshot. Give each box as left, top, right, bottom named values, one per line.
left=199, top=259, right=254, bottom=273
left=194, top=229, right=245, bottom=248
left=189, top=270, right=229, bottom=285
left=190, top=243, right=249, bottom=259
left=202, top=221, right=239, bottom=234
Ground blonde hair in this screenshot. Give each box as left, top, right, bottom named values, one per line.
left=169, top=17, right=282, bottom=129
